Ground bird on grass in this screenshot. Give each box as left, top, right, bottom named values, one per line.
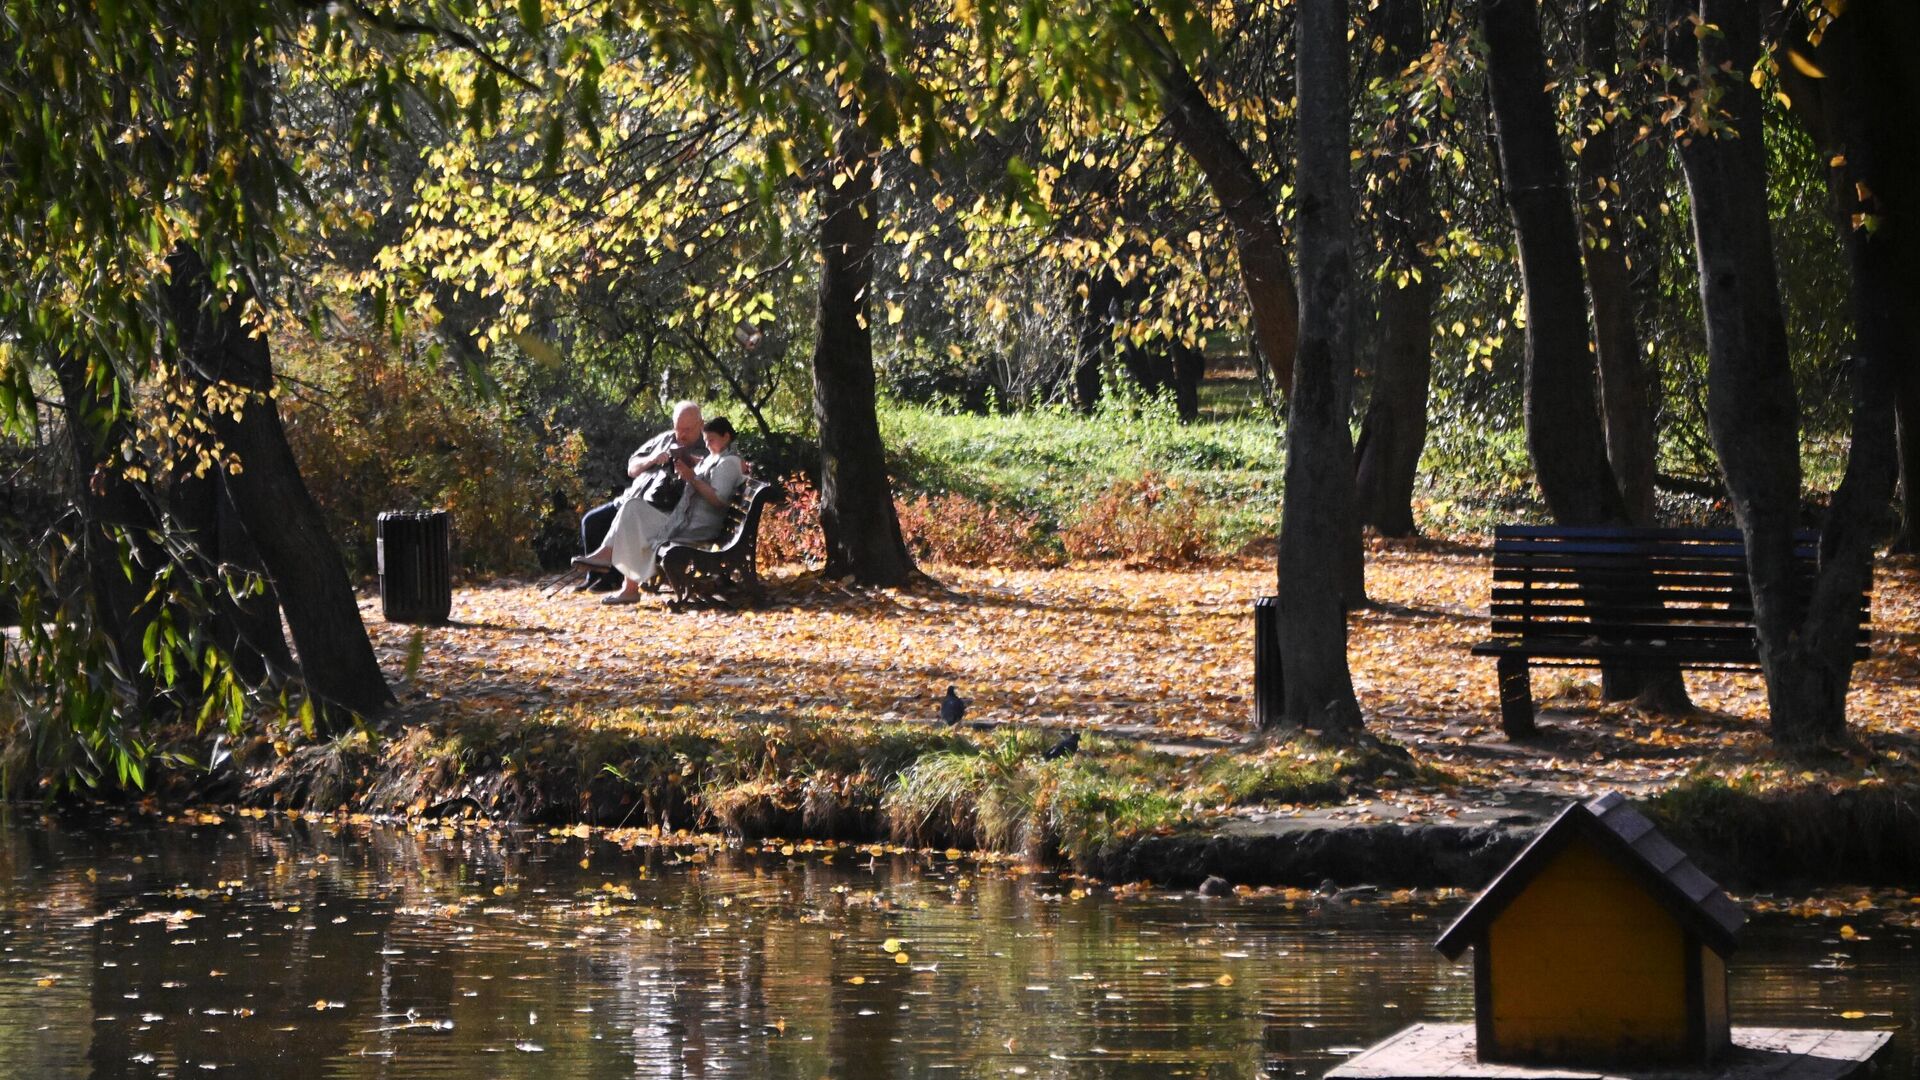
left=1040, top=731, right=1081, bottom=761
left=939, top=685, right=967, bottom=726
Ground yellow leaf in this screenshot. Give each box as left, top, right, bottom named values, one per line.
left=1786, top=49, right=1825, bottom=79
left=882, top=938, right=902, bottom=953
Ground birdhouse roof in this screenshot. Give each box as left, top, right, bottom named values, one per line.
left=1434, top=792, right=1745, bottom=960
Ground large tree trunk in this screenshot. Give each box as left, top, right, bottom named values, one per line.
left=1128, top=14, right=1299, bottom=397
left=1274, top=0, right=1364, bottom=736
left=1484, top=0, right=1629, bottom=527
left=810, top=123, right=916, bottom=586
left=1672, top=0, right=1900, bottom=747
left=169, top=468, right=293, bottom=687
left=1778, top=2, right=1920, bottom=559
left=1486, top=0, right=1690, bottom=711
left=50, top=351, right=160, bottom=704
left=164, top=247, right=393, bottom=723
left=1577, top=0, right=1659, bottom=526
left=1354, top=0, right=1438, bottom=538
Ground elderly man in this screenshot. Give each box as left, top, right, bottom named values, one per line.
left=574, top=401, right=708, bottom=591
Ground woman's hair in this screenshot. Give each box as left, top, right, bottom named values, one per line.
left=703, top=416, right=735, bottom=439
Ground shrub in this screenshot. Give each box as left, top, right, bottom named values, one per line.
left=757, top=472, right=825, bottom=567
left=277, top=322, right=586, bottom=578
left=1059, top=471, right=1217, bottom=567
left=896, top=490, right=1053, bottom=567
left=758, top=474, right=1055, bottom=569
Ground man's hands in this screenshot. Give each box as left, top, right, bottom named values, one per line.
left=628, top=449, right=675, bottom=478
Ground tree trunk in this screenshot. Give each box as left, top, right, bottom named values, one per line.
left=1128, top=14, right=1300, bottom=397
left=1354, top=0, right=1438, bottom=538
left=164, top=247, right=393, bottom=723
left=1486, top=0, right=1689, bottom=711
left=811, top=123, right=916, bottom=586
left=169, top=468, right=293, bottom=687
left=1484, top=0, right=1629, bottom=527
left=1898, top=385, right=1920, bottom=552
left=1170, top=341, right=1205, bottom=423
left=1071, top=268, right=1118, bottom=413
left=51, top=351, right=159, bottom=703
left=1672, top=0, right=1900, bottom=747
left=1274, top=0, right=1364, bottom=736
left=1578, top=0, right=1659, bottom=526
left=1777, top=0, right=1920, bottom=558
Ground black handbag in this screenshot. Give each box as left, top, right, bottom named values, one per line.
left=643, top=469, right=685, bottom=512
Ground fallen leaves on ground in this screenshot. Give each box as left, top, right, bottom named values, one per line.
left=360, top=546, right=1920, bottom=814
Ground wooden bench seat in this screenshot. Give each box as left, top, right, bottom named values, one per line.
left=655, top=477, right=776, bottom=608
left=1471, top=525, right=1870, bottom=736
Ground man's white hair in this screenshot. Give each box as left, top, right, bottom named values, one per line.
left=671, top=400, right=702, bottom=422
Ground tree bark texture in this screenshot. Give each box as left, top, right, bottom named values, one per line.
left=1071, top=267, right=1119, bottom=413
left=51, top=351, right=161, bottom=703
left=1672, top=0, right=1900, bottom=746
left=1577, top=0, right=1659, bottom=526
left=1484, top=0, right=1630, bottom=528
left=1275, top=0, right=1364, bottom=736
left=1354, top=0, right=1438, bottom=538
left=169, top=468, right=293, bottom=687
left=810, top=123, right=917, bottom=587
left=1129, top=14, right=1300, bottom=397
left=1488, top=0, right=1689, bottom=710
left=164, top=247, right=393, bottom=722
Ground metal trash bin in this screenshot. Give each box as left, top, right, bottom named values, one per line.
left=1253, top=595, right=1283, bottom=728
left=377, top=510, right=452, bottom=624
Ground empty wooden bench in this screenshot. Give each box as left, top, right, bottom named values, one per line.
left=1471, top=525, right=1870, bottom=736
left=656, top=477, right=776, bottom=608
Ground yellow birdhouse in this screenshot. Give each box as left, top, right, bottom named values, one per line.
left=1433, top=791, right=1745, bottom=1069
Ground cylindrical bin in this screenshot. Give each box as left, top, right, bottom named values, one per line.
left=1253, top=596, right=1284, bottom=728
left=377, top=510, right=452, bottom=624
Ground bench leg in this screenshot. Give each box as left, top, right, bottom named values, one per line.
left=1497, top=654, right=1536, bottom=738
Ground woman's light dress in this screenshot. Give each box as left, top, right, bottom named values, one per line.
left=605, top=449, right=744, bottom=583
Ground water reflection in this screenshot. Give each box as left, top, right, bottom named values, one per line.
left=0, top=813, right=1909, bottom=1078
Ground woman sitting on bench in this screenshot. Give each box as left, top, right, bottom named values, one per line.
left=572, top=417, right=744, bottom=606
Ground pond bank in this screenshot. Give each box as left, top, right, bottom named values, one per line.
left=136, top=702, right=1920, bottom=893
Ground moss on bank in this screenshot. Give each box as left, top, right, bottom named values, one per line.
left=1648, top=771, right=1920, bottom=888
left=217, top=705, right=1418, bottom=875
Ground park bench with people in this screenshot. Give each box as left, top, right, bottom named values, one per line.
left=1471, top=525, right=1872, bottom=736
left=656, top=476, right=776, bottom=608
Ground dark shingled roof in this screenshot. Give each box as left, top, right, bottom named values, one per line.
left=1435, top=791, right=1745, bottom=960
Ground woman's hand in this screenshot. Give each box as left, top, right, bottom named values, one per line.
left=673, top=457, right=697, bottom=480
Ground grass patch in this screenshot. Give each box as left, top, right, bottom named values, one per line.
left=879, top=397, right=1282, bottom=553
left=239, top=705, right=1421, bottom=868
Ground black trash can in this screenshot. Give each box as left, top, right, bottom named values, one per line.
left=377, top=510, right=452, bottom=624
left=1253, top=596, right=1283, bottom=728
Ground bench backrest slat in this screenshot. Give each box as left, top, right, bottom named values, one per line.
left=1484, top=525, right=1871, bottom=664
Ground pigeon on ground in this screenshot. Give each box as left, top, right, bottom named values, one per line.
left=1040, top=731, right=1081, bottom=761
left=939, top=685, right=967, bottom=726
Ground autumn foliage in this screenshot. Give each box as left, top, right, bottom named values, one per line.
left=1059, top=472, right=1216, bottom=567
left=278, top=325, right=586, bottom=577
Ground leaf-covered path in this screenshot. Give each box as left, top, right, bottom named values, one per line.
left=363, top=545, right=1920, bottom=813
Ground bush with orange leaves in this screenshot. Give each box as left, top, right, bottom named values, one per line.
left=758, top=474, right=1055, bottom=569
left=1059, top=472, right=1216, bottom=568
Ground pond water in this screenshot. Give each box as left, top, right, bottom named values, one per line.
left=0, top=812, right=1910, bottom=1078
